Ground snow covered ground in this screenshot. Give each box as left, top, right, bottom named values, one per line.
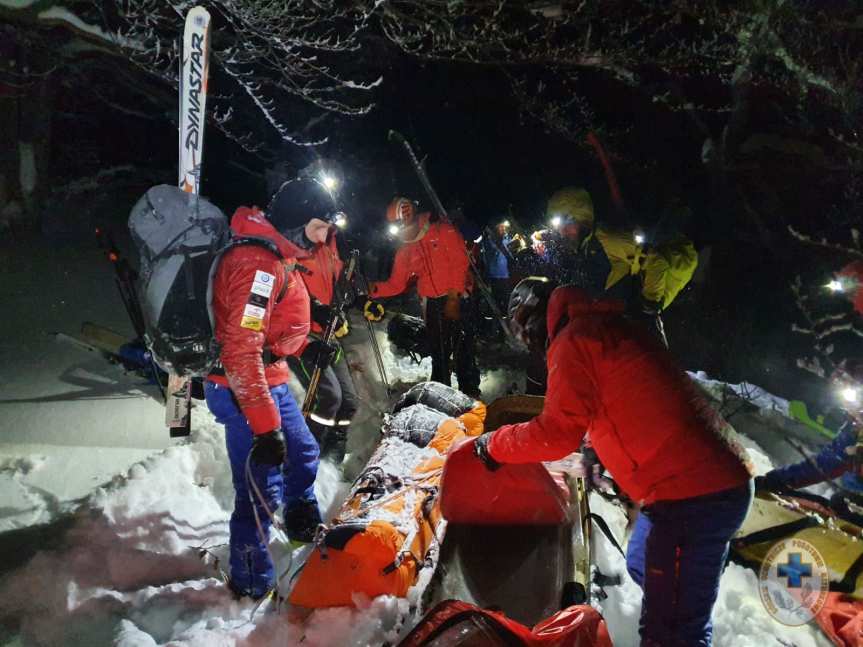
left=0, top=238, right=837, bottom=646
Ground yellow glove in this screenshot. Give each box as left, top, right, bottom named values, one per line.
left=364, top=300, right=385, bottom=322
left=334, top=319, right=350, bottom=338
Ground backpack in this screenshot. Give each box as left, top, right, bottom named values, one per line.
left=129, top=185, right=284, bottom=376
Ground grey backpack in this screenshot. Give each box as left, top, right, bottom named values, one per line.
left=129, top=185, right=282, bottom=376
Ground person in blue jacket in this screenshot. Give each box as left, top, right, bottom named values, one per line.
left=758, top=362, right=863, bottom=522
left=481, top=220, right=514, bottom=313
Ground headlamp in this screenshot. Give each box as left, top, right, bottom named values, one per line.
left=550, top=216, right=562, bottom=228
left=388, top=224, right=400, bottom=237
left=332, top=212, right=347, bottom=229
left=501, top=220, right=511, bottom=228
left=827, top=278, right=847, bottom=293
left=634, top=231, right=646, bottom=245
left=841, top=385, right=861, bottom=406
left=319, top=172, right=338, bottom=192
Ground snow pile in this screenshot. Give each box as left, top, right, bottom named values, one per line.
left=0, top=407, right=369, bottom=647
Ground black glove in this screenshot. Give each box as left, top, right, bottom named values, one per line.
left=310, top=299, right=334, bottom=329
left=251, top=430, right=286, bottom=466
left=364, top=299, right=385, bottom=322
left=474, top=433, right=502, bottom=471
left=309, top=339, right=339, bottom=369
left=311, top=298, right=345, bottom=331
left=754, top=472, right=787, bottom=494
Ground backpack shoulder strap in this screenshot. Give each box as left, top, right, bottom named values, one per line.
left=226, top=236, right=305, bottom=304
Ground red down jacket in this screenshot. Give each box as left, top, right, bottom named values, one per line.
left=370, top=213, right=469, bottom=299
left=487, top=286, right=752, bottom=504
left=208, top=207, right=311, bottom=434
left=296, top=232, right=343, bottom=335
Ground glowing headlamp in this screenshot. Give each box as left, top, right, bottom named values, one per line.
left=841, top=385, right=861, bottom=405
left=550, top=216, right=562, bottom=228
left=319, top=172, right=338, bottom=191
left=501, top=220, right=511, bottom=228
left=388, top=224, right=400, bottom=237
left=634, top=231, right=646, bottom=245
left=827, top=279, right=847, bottom=293
left=332, top=212, right=347, bottom=229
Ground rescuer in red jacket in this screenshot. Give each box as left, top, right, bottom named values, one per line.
left=366, top=197, right=480, bottom=396
left=281, top=214, right=359, bottom=464
left=204, top=206, right=327, bottom=600
left=471, top=278, right=754, bottom=646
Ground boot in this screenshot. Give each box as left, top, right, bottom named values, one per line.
left=321, top=427, right=348, bottom=464
left=284, top=499, right=322, bottom=544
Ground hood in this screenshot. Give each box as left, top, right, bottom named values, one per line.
left=230, top=206, right=305, bottom=259
left=546, top=286, right=626, bottom=340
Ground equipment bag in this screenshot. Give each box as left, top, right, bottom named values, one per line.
left=129, top=185, right=283, bottom=376
left=387, top=312, right=431, bottom=361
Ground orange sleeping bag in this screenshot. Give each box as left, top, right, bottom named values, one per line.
left=289, top=400, right=486, bottom=608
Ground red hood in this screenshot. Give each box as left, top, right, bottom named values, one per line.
left=230, top=206, right=305, bottom=259
left=546, top=286, right=626, bottom=340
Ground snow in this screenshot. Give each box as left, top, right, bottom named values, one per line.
left=36, top=7, right=145, bottom=51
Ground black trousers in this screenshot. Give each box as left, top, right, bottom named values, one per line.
left=287, top=340, right=359, bottom=431
left=425, top=295, right=480, bottom=395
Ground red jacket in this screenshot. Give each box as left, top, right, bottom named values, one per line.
left=839, top=260, right=863, bottom=316
left=208, top=207, right=310, bottom=435
left=370, top=214, right=469, bottom=299
left=296, top=233, right=344, bottom=335
left=488, top=287, right=752, bottom=504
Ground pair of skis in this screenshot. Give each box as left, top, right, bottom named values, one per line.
left=165, top=6, right=212, bottom=436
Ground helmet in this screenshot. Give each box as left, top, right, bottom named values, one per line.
left=387, top=197, right=416, bottom=224
left=266, top=159, right=343, bottom=231
left=547, top=187, right=594, bottom=229
left=508, top=276, right=558, bottom=351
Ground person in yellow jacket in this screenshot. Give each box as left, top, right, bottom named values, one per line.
left=542, top=186, right=698, bottom=345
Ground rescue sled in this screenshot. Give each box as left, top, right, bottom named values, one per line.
left=289, top=386, right=611, bottom=645
left=732, top=491, right=863, bottom=645
left=289, top=382, right=485, bottom=608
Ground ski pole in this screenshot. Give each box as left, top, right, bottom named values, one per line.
left=356, top=270, right=391, bottom=395
left=388, top=130, right=514, bottom=342
left=302, top=251, right=359, bottom=417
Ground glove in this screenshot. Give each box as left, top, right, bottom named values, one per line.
left=309, top=339, right=339, bottom=368
left=334, top=319, right=350, bottom=338
left=364, top=300, right=385, bottom=322
left=754, top=472, right=787, bottom=494
left=443, top=289, right=461, bottom=321
left=250, top=430, right=286, bottom=466
left=474, top=433, right=502, bottom=471
left=310, top=299, right=333, bottom=329
left=639, top=298, right=668, bottom=348
left=311, top=298, right=345, bottom=331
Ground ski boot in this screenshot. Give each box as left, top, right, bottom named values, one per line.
left=320, top=427, right=348, bottom=464
left=284, top=499, right=323, bottom=544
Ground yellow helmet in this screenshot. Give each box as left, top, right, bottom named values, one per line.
left=546, top=187, right=594, bottom=229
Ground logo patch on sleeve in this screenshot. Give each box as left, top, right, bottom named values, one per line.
left=240, top=303, right=265, bottom=331
left=252, top=271, right=275, bottom=297
left=240, top=316, right=263, bottom=331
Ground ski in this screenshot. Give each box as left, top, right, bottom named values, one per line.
left=387, top=130, right=513, bottom=341
left=166, top=5, right=212, bottom=436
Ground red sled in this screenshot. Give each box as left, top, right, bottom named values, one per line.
left=398, top=599, right=612, bottom=647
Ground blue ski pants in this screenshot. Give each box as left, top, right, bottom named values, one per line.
left=626, top=481, right=753, bottom=647
left=205, top=381, right=319, bottom=597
